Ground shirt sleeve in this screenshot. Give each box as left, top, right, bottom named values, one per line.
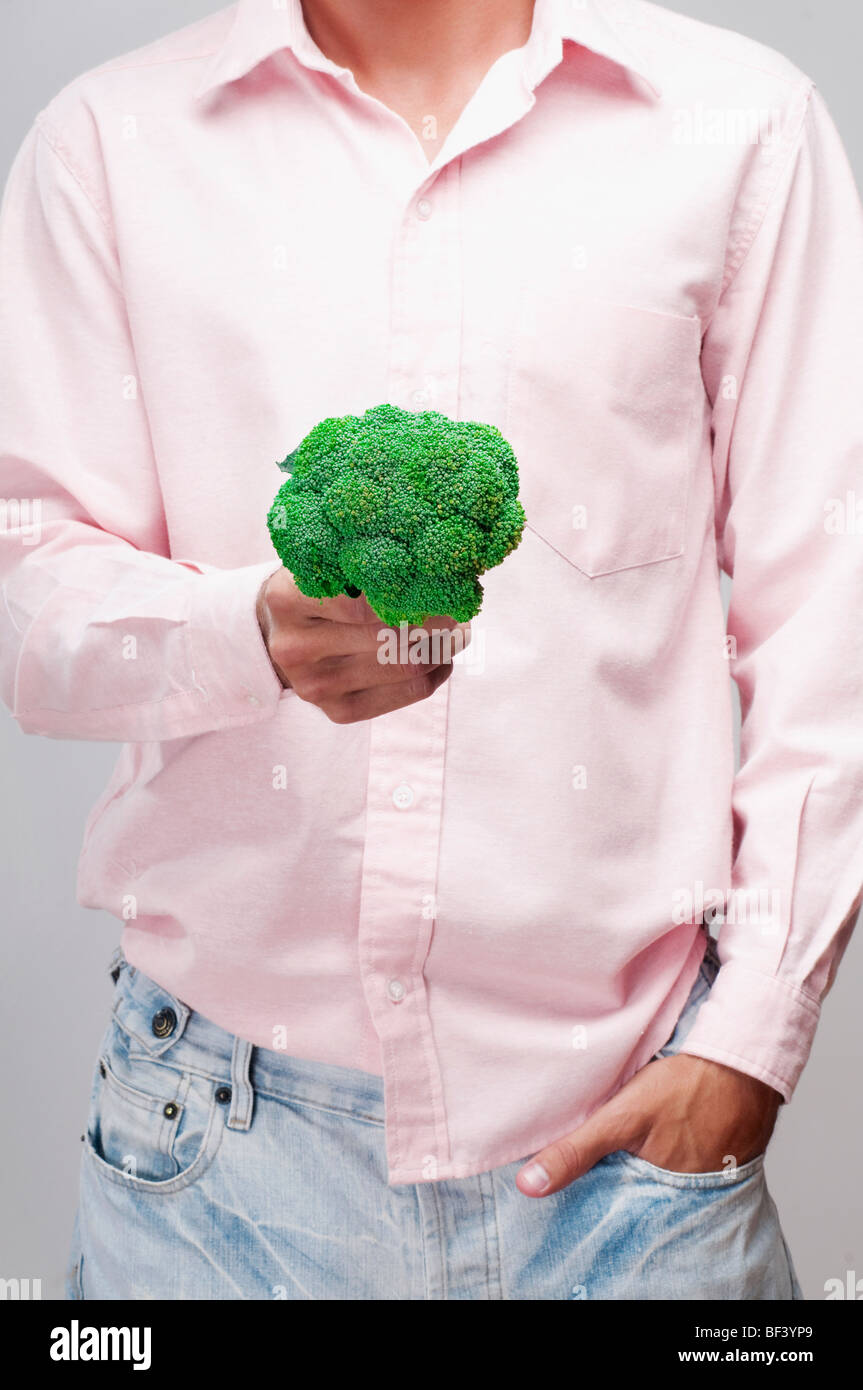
left=680, top=84, right=863, bottom=1100
left=0, top=117, right=285, bottom=742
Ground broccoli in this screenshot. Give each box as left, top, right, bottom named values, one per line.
left=266, top=403, right=526, bottom=625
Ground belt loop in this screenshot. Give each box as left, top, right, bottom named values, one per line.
left=227, top=1035, right=255, bottom=1131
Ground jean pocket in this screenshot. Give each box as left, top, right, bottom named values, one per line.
left=505, top=289, right=702, bottom=577
left=617, top=1148, right=766, bottom=1191
left=83, top=1024, right=225, bottom=1195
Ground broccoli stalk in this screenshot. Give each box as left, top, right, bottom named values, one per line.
left=267, top=403, right=526, bottom=625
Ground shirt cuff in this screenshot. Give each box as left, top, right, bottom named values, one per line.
left=678, top=958, right=821, bottom=1102
left=186, top=558, right=287, bottom=723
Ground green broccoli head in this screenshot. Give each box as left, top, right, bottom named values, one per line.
left=267, top=403, right=526, bottom=625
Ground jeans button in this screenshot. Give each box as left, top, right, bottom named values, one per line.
left=151, top=1007, right=177, bottom=1039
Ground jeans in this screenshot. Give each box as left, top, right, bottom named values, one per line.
left=65, top=930, right=802, bottom=1299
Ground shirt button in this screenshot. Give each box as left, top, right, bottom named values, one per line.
left=392, top=783, right=414, bottom=809
left=416, top=198, right=433, bottom=220
left=387, top=978, right=407, bottom=1003
left=411, top=388, right=429, bottom=406
left=246, top=693, right=260, bottom=706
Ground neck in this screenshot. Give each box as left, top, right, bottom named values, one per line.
left=300, top=0, right=537, bottom=90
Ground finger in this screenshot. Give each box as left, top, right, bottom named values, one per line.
left=368, top=619, right=472, bottom=667
left=515, top=1101, right=635, bottom=1198
left=321, top=662, right=453, bottom=724
left=325, top=648, right=455, bottom=692
left=295, top=589, right=459, bottom=629
left=285, top=588, right=379, bottom=625
left=293, top=648, right=448, bottom=703
left=317, top=591, right=383, bottom=625
left=271, top=572, right=469, bottom=639
left=264, top=571, right=378, bottom=625
left=312, top=613, right=472, bottom=662
left=291, top=623, right=470, bottom=702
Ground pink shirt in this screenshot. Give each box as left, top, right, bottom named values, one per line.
left=2, top=0, right=862, bottom=1184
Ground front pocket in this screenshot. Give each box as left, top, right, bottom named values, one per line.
left=505, top=291, right=702, bottom=577
left=619, top=1149, right=765, bottom=1191
left=84, top=1046, right=224, bottom=1194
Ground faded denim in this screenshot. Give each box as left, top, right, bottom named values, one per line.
left=66, top=933, right=802, bottom=1300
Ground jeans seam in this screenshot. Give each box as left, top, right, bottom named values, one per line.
left=479, top=1171, right=503, bottom=1300
left=429, top=1178, right=448, bottom=1301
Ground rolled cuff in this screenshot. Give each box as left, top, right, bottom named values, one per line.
left=679, top=958, right=821, bottom=1102
left=187, top=558, right=286, bottom=724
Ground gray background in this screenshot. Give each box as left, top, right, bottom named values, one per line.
left=1, top=0, right=860, bottom=1301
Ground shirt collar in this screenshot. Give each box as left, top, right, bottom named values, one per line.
left=555, top=0, right=661, bottom=98
left=194, top=0, right=662, bottom=102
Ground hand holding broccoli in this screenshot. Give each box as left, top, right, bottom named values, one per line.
left=256, top=571, right=469, bottom=724
left=267, top=403, right=525, bottom=625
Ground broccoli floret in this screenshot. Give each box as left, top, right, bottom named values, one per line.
left=267, top=403, right=526, bottom=625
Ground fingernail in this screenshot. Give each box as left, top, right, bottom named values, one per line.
left=518, top=1161, right=551, bottom=1194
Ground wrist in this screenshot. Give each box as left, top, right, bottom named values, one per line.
left=256, top=577, right=273, bottom=642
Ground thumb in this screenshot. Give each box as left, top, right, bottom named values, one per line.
left=516, top=1100, right=635, bottom=1197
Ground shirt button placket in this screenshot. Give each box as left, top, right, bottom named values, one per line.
left=352, top=165, right=462, bottom=1181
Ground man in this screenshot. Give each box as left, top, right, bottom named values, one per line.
left=1, top=0, right=860, bottom=1300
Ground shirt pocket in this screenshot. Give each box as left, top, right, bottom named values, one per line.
left=504, top=290, right=703, bottom=577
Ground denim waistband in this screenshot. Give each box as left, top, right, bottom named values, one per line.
left=107, top=926, right=718, bottom=1129
left=107, top=947, right=387, bottom=1126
